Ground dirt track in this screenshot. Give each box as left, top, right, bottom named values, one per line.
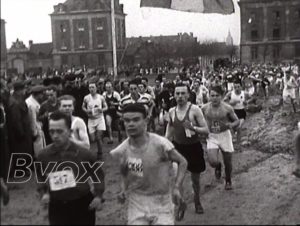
left=1, top=96, right=300, bottom=225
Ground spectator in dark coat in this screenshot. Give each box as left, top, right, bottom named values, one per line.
left=6, top=81, right=33, bottom=177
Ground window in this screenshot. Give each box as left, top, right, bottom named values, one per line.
left=60, top=24, right=66, bottom=33
left=295, top=9, right=300, bottom=20
left=96, top=20, right=103, bottom=31
left=248, top=12, right=256, bottom=24
left=251, top=29, right=259, bottom=41
left=79, top=39, right=85, bottom=49
left=273, top=46, right=280, bottom=59
left=61, top=40, right=67, bottom=50
left=274, top=11, right=280, bottom=20
left=251, top=46, right=258, bottom=60
left=273, top=26, right=280, bottom=40
left=77, top=21, right=85, bottom=32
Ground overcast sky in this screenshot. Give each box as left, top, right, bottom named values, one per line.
left=1, top=0, right=241, bottom=48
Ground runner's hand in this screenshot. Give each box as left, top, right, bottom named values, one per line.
left=183, top=121, right=194, bottom=131
left=41, top=193, right=50, bottom=208
left=89, top=197, right=103, bottom=211
left=172, top=187, right=182, bottom=205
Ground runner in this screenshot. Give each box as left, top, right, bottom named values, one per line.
left=223, top=80, right=251, bottom=143
left=36, top=111, right=105, bottom=225
left=102, top=80, right=121, bottom=144
left=282, top=70, right=297, bottom=111
left=166, top=83, right=209, bottom=214
left=192, top=79, right=209, bottom=108
left=58, top=95, right=90, bottom=151
left=202, top=86, right=240, bottom=190
left=118, top=79, right=152, bottom=117
left=38, top=85, right=60, bottom=145
left=110, top=103, right=187, bottom=225
left=82, top=82, right=108, bottom=160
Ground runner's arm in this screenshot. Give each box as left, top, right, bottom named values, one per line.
left=165, top=109, right=175, bottom=140
left=192, top=107, right=209, bottom=136
left=82, top=97, right=89, bottom=114
left=167, top=148, right=187, bottom=188
left=70, top=120, right=90, bottom=150
left=100, top=96, right=108, bottom=112
left=223, top=91, right=231, bottom=103
left=227, top=106, right=240, bottom=129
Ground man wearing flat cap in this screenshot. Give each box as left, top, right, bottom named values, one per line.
left=25, top=85, right=46, bottom=157
left=6, top=81, right=33, bottom=176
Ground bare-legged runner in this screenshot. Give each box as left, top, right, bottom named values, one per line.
left=202, top=86, right=240, bottom=190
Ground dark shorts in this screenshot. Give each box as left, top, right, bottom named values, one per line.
left=49, top=192, right=95, bottom=225
left=173, top=141, right=206, bottom=174
left=234, top=109, right=247, bottom=120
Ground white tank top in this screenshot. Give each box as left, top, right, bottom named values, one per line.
left=231, top=91, right=245, bottom=110
left=84, top=94, right=104, bottom=119
left=71, top=117, right=80, bottom=140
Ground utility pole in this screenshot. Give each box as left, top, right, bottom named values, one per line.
left=111, top=0, right=118, bottom=79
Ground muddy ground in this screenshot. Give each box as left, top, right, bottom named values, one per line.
left=1, top=94, right=300, bottom=225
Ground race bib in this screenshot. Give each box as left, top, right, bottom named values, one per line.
left=211, top=121, right=221, bottom=133
left=49, top=170, right=76, bottom=191
left=127, top=157, right=143, bottom=177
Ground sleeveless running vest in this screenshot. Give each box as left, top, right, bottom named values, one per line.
left=230, top=91, right=245, bottom=110
left=172, top=104, right=199, bottom=145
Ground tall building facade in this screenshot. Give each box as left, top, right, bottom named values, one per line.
left=239, top=0, right=300, bottom=64
left=51, top=0, right=126, bottom=71
left=1, top=19, right=7, bottom=75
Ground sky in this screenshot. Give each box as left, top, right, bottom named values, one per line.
left=1, top=0, right=241, bottom=48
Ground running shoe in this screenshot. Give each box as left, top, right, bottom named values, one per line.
left=175, top=199, right=187, bottom=221
left=195, top=201, right=204, bottom=214
left=225, top=182, right=233, bottom=190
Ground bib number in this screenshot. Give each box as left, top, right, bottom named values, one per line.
left=127, top=157, right=143, bottom=177
left=211, top=121, right=221, bottom=133
left=49, top=170, right=76, bottom=191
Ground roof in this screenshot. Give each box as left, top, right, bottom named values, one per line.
left=53, top=0, right=123, bottom=13
left=29, top=42, right=52, bottom=59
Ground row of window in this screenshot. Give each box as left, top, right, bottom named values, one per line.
left=249, top=9, right=300, bottom=23
left=60, top=22, right=104, bottom=33
left=251, top=46, right=281, bottom=60
left=247, top=8, right=300, bottom=41
left=60, top=41, right=105, bottom=50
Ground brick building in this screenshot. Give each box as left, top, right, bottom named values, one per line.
left=124, top=33, right=198, bottom=67
left=51, top=0, right=126, bottom=72
left=1, top=19, right=7, bottom=76
left=7, top=39, right=53, bottom=74
left=239, top=0, right=300, bottom=64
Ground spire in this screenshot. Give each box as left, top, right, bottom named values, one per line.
left=226, top=29, right=233, bottom=46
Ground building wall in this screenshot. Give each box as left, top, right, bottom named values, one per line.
left=239, top=0, right=300, bottom=64
left=0, top=19, right=7, bottom=75
left=50, top=1, right=126, bottom=71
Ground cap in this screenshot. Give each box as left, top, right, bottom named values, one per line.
left=30, top=85, right=45, bottom=94
left=13, top=81, right=25, bottom=91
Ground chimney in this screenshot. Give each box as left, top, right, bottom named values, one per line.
left=190, top=32, right=193, bottom=37
left=29, top=40, right=33, bottom=49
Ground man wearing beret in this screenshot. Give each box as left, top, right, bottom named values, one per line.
left=25, top=85, right=46, bottom=157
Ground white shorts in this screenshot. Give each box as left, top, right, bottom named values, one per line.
left=88, top=116, right=106, bottom=134
left=128, top=192, right=175, bottom=225
left=283, top=88, right=296, bottom=102
left=207, top=130, right=234, bottom=153
left=227, top=83, right=234, bottom=91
